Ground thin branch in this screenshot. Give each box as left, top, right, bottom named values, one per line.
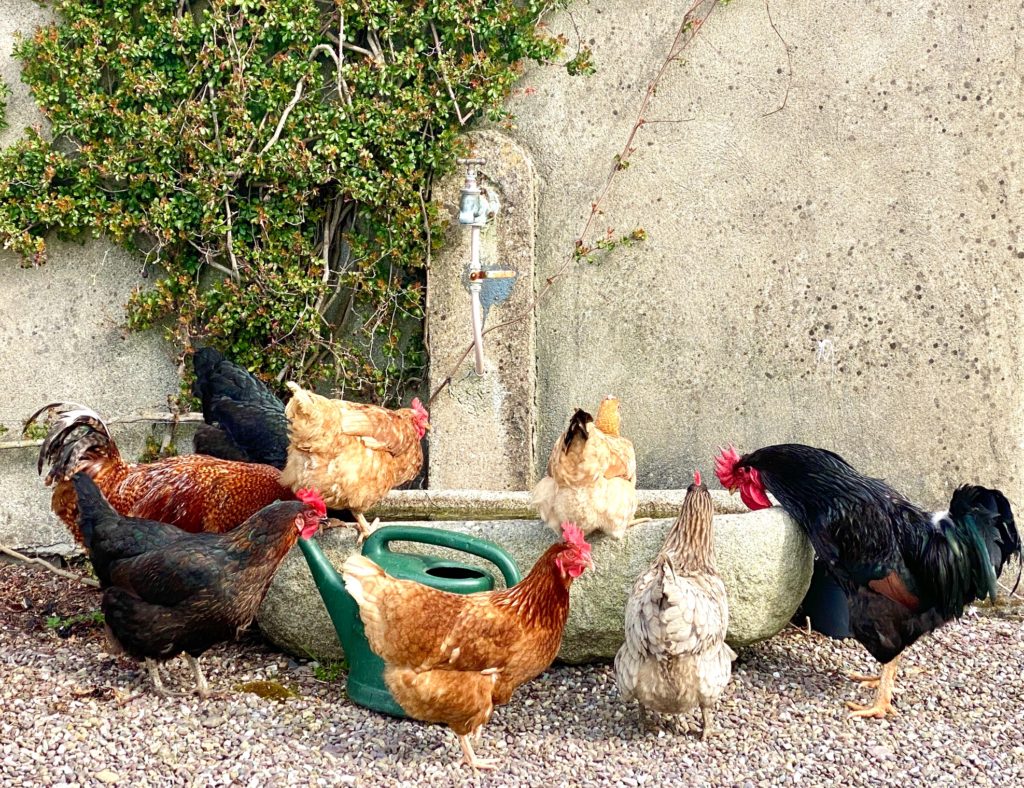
left=428, top=0, right=718, bottom=404
left=430, top=23, right=474, bottom=125
left=259, top=77, right=306, bottom=156
left=223, top=192, right=241, bottom=280
left=0, top=545, right=100, bottom=589
left=418, top=187, right=433, bottom=357
left=761, top=0, right=793, bottom=117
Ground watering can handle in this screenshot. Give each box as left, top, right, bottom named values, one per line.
left=362, top=525, right=522, bottom=587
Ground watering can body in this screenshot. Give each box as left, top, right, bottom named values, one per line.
left=299, top=525, right=522, bottom=718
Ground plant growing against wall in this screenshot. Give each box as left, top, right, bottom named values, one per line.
left=0, top=0, right=564, bottom=402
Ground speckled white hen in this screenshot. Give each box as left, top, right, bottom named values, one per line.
left=614, top=471, right=735, bottom=738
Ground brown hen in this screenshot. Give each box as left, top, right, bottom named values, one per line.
left=32, top=403, right=295, bottom=544
left=341, top=523, right=593, bottom=771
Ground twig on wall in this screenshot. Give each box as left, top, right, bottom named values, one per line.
left=428, top=0, right=720, bottom=405
left=761, top=0, right=793, bottom=117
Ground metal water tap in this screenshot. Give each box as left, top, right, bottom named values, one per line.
left=456, top=158, right=514, bottom=375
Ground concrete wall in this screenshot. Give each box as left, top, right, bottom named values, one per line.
left=1, top=2, right=182, bottom=553
left=501, top=0, right=1023, bottom=505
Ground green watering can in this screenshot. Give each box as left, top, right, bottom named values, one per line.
left=299, top=524, right=522, bottom=718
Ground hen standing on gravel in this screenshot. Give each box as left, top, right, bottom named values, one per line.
left=74, top=473, right=326, bottom=697
left=615, top=471, right=735, bottom=738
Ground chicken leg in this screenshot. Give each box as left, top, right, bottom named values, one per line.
left=457, top=733, right=498, bottom=772
left=700, top=706, right=716, bottom=740
left=184, top=654, right=211, bottom=699
left=354, top=513, right=379, bottom=544
left=846, top=656, right=900, bottom=719
left=146, top=659, right=172, bottom=696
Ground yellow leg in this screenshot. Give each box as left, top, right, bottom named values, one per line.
left=846, top=656, right=900, bottom=719
left=457, top=733, right=498, bottom=772
left=354, top=513, right=380, bottom=544
left=846, top=671, right=880, bottom=689
left=628, top=517, right=653, bottom=527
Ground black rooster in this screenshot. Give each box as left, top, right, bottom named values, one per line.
left=74, top=472, right=326, bottom=697
left=715, top=443, right=1020, bottom=718
left=191, top=347, right=290, bottom=469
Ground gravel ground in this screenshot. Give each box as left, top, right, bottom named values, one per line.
left=1, top=562, right=1022, bottom=788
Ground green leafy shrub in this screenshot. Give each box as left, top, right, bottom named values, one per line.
left=0, top=1, right=564, bottom=402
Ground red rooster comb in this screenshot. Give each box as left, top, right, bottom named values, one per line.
left=295, top=488, right=327, bottom=519
left=694, top=469, right=702, bottom=486
left=410, top=397, right=429, bottom=419
left=561, top=521, right=588, bottom=549
left=714, top=445, right=742, bottom=488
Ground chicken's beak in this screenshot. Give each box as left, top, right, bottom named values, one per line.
left=726, top=486, right=738, bottom=495
left=321, top=517, right=346, bottom=530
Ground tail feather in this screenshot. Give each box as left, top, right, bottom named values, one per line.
left=924, top=485, right=1023, bottom=617
left=33, top=404, right=119, bottom=482
left=562, top=409, right=593, bottom=451
left=191, top=348, right=288, bottom=468
left=949, top=485, right=1021, bottom=596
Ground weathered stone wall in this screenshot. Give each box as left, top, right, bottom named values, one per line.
left=496, top=0, right=1022, bottom=504
left=0, top=2, right=182, bottom=553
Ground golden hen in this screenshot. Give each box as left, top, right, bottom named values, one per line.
left=614, top=471, right=735, bottom=738
left=31, top=403, right=294, bottom=544
left=341, top=522, right=593, bottom=771
left=532, top=395, right=639, bottom=538
left=279, top=383, right=430, bottom=541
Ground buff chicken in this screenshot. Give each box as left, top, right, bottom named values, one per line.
left=30, top=403, right=294, bottom=544
left=341, top=522, right=593, bottom=771
left=279, top=382, right=430, bottom=541
left=532, top=395, right=639, bottom=538
left=614, top=471, right=734, bottom=738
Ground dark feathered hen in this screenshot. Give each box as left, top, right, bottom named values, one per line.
left=75, top=478, right=326, bottom=697
left=715, top=443, right=1021, bottom=719
left=191, top=347, right=290, bottom=469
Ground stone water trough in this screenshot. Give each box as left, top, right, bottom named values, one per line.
left=257, top=490, right=813, bottom=663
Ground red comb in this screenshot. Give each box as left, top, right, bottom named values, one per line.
left=560, top=521, right=588, bottom=549
left=694, top=469, right=701, bottom=486
left=295, top=488, right=327, bottom=518
left=411, top=398, right=429, bottom=418
left=714, top=445, right=742, bottom=488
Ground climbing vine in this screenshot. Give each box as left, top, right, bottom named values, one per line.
left=0, top=0, right=567, bottom=402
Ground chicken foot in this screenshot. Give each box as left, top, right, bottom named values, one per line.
left=846, top=656, right=900, bottom=719
left=457, top=733, right=498, bottom=772
left=847, top=664, right=922, bottom=689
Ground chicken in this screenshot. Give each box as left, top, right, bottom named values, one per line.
left=191, top=347, right=289, bottom=469
left=279, top=382, right=430, bottom=541
left=715, top=443, right=1021, bottom=719
left=615, top=471, right=735, bottom=739
left=532, top=396, right=639, bottom=538
left=74, top=471, right=326, bottom=697
left=31, top=403, right=295, bottom=544
left=341, top=522, right=594, bottom=771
